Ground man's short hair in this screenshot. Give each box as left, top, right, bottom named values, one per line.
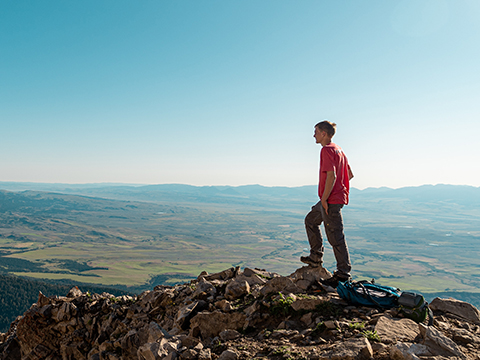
left=315, top=120, right=336, bottom=137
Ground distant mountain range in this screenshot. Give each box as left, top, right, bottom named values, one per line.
left=0, top=182, right=479, bottom=208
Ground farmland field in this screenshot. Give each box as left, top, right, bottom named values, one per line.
left=0, top=183, right=479, bottom=304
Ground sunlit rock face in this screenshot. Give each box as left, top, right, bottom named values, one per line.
left=1, top=266, right=479, bottom=360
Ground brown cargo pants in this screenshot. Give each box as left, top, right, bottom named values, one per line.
left=304, top=201, right=352, bottom=277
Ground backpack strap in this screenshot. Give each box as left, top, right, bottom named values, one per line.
left=427, top=305, right=434, bottom=326
left=357, top=282, right=391, bottom=309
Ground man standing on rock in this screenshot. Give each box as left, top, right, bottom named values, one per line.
left=301, top=120, right=354, bottom=287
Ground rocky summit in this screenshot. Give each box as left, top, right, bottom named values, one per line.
left=1, top=266, right=480, bottom=360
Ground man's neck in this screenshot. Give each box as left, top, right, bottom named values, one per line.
left=321, top=138, right=332, bottom=147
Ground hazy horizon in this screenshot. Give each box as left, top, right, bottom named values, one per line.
left=1, top=180, right=479, bottom=192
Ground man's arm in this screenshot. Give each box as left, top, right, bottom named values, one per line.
left=348, top=165, right=354, bottom=181
left=321, top=170, right=336, bottom=214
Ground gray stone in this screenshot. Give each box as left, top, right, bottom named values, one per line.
left=175, top=301, right=202, bottom=329
left=288, top=266, right=332, bottom=286
left=198, top=348, right=212, bottom=360
left=201, top=267, right=238, bottom=282
left=138, top=322, right=165, bottom=344
left=190, top=310, right=246, bottom=339
left=67, top=286, right=83, bottom=298
left=215, top=299, right=233, bottom=312
left=233, top=273, right=267, bottom=287
left=430, top=297, right=480, bottom=325
left=389, top=342, right=432, bottom=360
left=137, top=342, right=161, bottom=360
left=225, top=279, right=250, bottom=300
left=324, top=320, right=338, bottom=329
left=193, top=278, right=216, bottom=299
left=37, top=292, right=51, bottom=308
left=217, top=349, right=239, bottom=360
left=291, top=297, right=326, bottom=312
left=54, top=302, right=77, bottom=322
left=219, top=329, right=241, bottom=341
left=375, top=316, right=419, bottom=344
left=453, top=328, right=480, bottom=344
left=422, top=325, right=467, bottom=360
left=260, top=276, right=300, bottom=296
left=180, top=348, right=198, bottom=360
left=320, top=337, right=373, bottom=360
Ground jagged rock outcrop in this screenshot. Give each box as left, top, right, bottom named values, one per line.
left=1, top=267, right=479, bottom=360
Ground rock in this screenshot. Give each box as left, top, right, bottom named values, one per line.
left=67, top=286, right=83, bottom=298
left=137, top=343, right=161, bottom=360
left=430, top=297, right=480, bottom=325
left=193, top=278, right=217, bottom=299
left=288, top=266, right=332, bottom=288
left=180, top=348, right=198, bottom=360
left=217, top=349, right=239, bottom=360
left=175, top=301, right=207, bottom=330
left=138, top=288, right=175, bottom=311
left=260, top=276, right=300, bottom=296
left=375, top=316, right=420, bottom=343
left=215, top=299, right=233, bottom=312
left=243, top=267, right=277, bottom=279
left=324, top=320, right=338, bottom=329
left=453, top=328, right=480, bottom=344
left=201, top=267, right=237, bottom=282
left=231, top=273, right=266, bottom=287
left=291, top=297, right=326, bottom=312
left=198, top=348, right=212, bottom=360
left=138, top=322, right=165, bottom=344
left=225, top=279, right=250, bottom=300
left=219, top=329, right=241, bottom=341
left=421, top=325, right=467, bottom=359
left=3, top=266, right=480, bottom=360
left=321, top=337, right=373, bottom=360
left=37, top=291, right=51, bottom=308
left=189, top=311, right=246, bottom=339
left=389, top=342, right=432, bottom=360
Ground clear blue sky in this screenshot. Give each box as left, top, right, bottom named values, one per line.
left=1, top=0, right=479, bottom=189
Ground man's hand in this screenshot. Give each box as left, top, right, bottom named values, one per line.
left=321, top=197, right=329, bottom=215
left=321, top=171, right=336, bottom=215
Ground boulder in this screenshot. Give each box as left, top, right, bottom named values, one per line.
left=193, top=278, right=217, bottom=299
left=189, top=311, right=246, bottom=340
left=375, top=316, right=420, bottom=343
left=217, top=349, right=239, bottom=360
left=430, top=298, right=480, bottom=325
left=419, top=324, right=467, bottom=360
left=137, top=342, right=162, bottom=360
left=67, top=286, right=83, bottom=298
left=288, top=266, right=332, bottom=289
left=175, top=301, right=207, bottom=330
left=243, top=267, right=277, bottom=279
left=260, top=276, right=300, bottom=296
left=225, top=279, right=250, bottom=300
left=453, top=328, right=480, bottom=345
left=201, top=267, right=239, bottom=282
left=320, top=337, right=373, bottom=360
left=219, top=329, right=241, bottom=341
left=389, top=342, right=432, bottom=360
left=291, top=297, right=326, bottom=312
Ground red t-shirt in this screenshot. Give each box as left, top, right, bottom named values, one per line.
left=318, top=142, right=350, bottom=205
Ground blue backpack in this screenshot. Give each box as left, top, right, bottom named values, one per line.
left=336, top=280, right=400, bottom=308
left=336, top=280, right=433, bottom=324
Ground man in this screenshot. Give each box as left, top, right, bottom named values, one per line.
left=301, top=120, right=354, bottom=287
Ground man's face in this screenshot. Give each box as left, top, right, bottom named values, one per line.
left=313, top=127, right=325, bottom=144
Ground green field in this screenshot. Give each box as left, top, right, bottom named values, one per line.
left=0, top=185, right=479, bottom=299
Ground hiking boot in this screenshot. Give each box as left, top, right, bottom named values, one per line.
left=322, top=273, right=351, bottom=288
left=300, top=256, right=322, bottom=268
